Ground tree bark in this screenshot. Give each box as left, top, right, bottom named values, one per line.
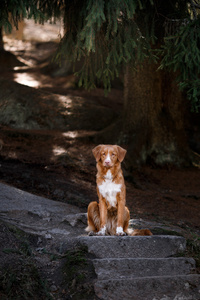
left=0, top=27, right=4, bottom=50
left=93, top=0, right=198, bottom=167
left=122, top=60, right=193, bottom=167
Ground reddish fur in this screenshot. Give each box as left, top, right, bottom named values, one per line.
left=131, top=229, right=153, bottom=236
left=86, top=144, right=152, bottom=236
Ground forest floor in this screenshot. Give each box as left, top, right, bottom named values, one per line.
left=0, top=22, right=200, bottom=299
left=0, top=30, right=199, bottom=233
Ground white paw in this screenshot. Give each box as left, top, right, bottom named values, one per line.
left=97, top=226, right=106, bottom=236
left=116, top=226, right=126, bottom=236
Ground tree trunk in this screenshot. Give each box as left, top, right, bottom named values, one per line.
left=93, top=0, right=198, bottom=167
left=0, top=27, right=4, bottom=50
left=122, top=60, right=193, bottom=167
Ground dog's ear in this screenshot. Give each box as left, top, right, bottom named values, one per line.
left=116, top=146, right=127, bottom=162
left=92, top=145, right=103, bottom=162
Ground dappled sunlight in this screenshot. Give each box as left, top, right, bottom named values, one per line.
left=62, top=131, right=79, bottom=138
left=6, top=151, right=18, bottom=160
left=14, top=72, right=40, bottom=87
left=56, top=95, right=74, bottom=115
left=3, top=36, right=33, bottom=53
left=62, top=130, right=97, bottom=139
left=57, top=95, right=73, bottom=108
left=52, top=146, right=66, bottom=156
left=4, top=19, right=63, bottom=44
left=23, top=19, right=63, bottom=42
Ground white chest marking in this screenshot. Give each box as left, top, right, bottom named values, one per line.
left=98, top=170, right=121, bottom=207
left=104, top=170, right=113, bottom=180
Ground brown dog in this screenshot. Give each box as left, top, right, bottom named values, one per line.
left=86, top=144, right=152, bottom=236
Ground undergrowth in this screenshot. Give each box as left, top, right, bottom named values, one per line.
left=62, top=245, right=98, bottom=300
left=0, top=222, right=52, bottom=300
left=0, top=263, right=52, bottom=300
left=185, top=236, right=200, bottom=272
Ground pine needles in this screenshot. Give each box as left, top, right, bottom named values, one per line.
left=1, top=0, right=200, bottom=111
left=55, top=0, right=156, bottom=92
left=160, top=17, right=200, bottom=112
left=0, top=0, right=64, bottom=33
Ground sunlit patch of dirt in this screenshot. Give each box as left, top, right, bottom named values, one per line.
left=14, top=72, right=40, bottom=87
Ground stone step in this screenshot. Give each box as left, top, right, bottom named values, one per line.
left=94, top=275, right=200, bottom=300
left=76, top=235, right=186, bottom=258
left=93, top=257, right=196, bottom=280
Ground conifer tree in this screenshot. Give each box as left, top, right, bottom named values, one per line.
left=1, top=0, right=200, bottom=166
left=0, top=0, right=64, bottom=49
left=58, top=0, right=200, bottom=166
left=57, top=0, right=200, bottom=112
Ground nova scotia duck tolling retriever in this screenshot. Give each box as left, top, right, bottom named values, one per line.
left=86, top=144, right=152, bottom=236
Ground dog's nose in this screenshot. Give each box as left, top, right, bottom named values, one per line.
left=105, top=160, right=110, bottom=165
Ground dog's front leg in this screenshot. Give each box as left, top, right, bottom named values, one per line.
left=97, top=197, right=107, bottom=235
left=116, top=196, right=126, bottom=236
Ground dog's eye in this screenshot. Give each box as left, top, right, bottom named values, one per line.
left=112, top=153, right=115, bottom=156
left=102, top=153, right=105, bottom=156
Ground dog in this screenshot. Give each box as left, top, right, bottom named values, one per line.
left=86, top=144, right=152, bottom=236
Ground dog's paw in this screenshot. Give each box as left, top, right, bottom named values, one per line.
left=97, top=226, right=106, bottom=236
left=115, top=226, right=127, bottom=236
left=88, top=231, right=96, bottom=236
left=115, top=232, right=127, bottom=236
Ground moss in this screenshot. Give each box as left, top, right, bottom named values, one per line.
left=151, top=227, right=183, bottom=236
left=4, top=223, right=34, bottom=257
left=173, top=231, right=200, bottom=273
left=62, top=245, right=98, bottom=300
left=0, top=262, right=52, bottom=300
left=186, top=238, right=200, bottom=271
left=0, top=222, right=52, bottom=300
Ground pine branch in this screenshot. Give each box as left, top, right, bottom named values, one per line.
left=192, top=0, right=200, bottom=8
left=190, top=0, right=197, bottom=19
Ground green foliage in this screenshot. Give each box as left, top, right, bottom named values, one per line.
left=1, top=0, right=200, bottom=111
left=0, top=223, right=52, bottom=300
left=160, top=17, right=200, bottom=112
left=63, top=246, right=87, bottom=285
left=57, top=0, right=200, bottom=111
left=186, top=237, right=200, bottom=269
left=0, top=0, right=64, bottom=33
left=56, top=0, right=156, bottom=92
left=62, top=246, right=96, bottom=299
left=0, top=263, right=52, bottom=300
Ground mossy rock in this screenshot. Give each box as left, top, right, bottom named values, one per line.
left=62, top=245, right=98, bottom=300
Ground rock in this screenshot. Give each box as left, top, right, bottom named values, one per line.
left=0, top=181, right=200, bottom=300
left=94, top=275, right=200, bottom=300
left=72, top=235, right=186, bottom=258
left=0, top=50, right=25, bottom=71
left=66, top=235, right=200, bottom=299
left=93, top=257, right=196, bottom=280
left=45, top=233, right=52, bottom=239
left=50, top=285, right=57, bottom=292
left=0, top=79, right=117, bottom=130
left=63, top=213, right=87, bottom=227
left=0, top=181, right=84, bottom=239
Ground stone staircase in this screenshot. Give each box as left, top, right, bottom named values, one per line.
left=0, top=182, right=199, bottom=300
left=73, top=235, right=200, bottom=300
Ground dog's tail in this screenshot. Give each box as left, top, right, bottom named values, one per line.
left=128, top=228, right=153, bottom=236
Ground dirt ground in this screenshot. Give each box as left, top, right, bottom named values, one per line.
left=0, top=133, right=200, bottom=231
left=0, top=25, right=200, bottom=234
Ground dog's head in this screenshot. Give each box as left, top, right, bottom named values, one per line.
left=92, top=144, right=126, bottom=168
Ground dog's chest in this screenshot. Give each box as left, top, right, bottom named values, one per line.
left=98, top=170, right=121, bottom=208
